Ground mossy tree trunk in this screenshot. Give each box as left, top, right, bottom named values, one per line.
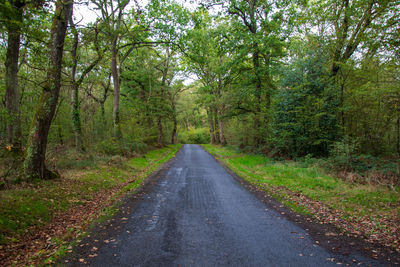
left=69, top=14, right=102, bottom=151
left=156, top=46, right=171, bottom=147
left=111, top=39, right=122, bottom=139
left=252, top=45, right=263, bottom=146
left=69, top=13, right=84, bottom=152
left=207, top=108, right=215, bottom=144
left=213, top=107, right=220, bottom=144
left=171, top=116, right=177, bottom=144
left=218, top=110, right=226, bottom=146
left=4, top=0, right=24, bottom=150
left=157, top=117, right=163, bottom=147
left=23, top=0, right=73, bottom=180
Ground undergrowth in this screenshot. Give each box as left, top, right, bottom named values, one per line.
left=0, top=144, right=181, bottom=246
left=203, top=144, right=399, bottom=223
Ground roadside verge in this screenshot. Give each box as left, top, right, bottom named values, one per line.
left=0, top=144, right=182, bottom=266
left=202, top=144, right=400, bottom=265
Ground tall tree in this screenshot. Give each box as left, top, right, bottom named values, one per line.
left=321, top=0, right=400, bottom=77
left=2, top=0, right=24, bottom=149
left=23, top=0, right=73, bottom=179
left=183, top=11, right=229, bottom=145
left=200, top=0, right=287, bottom=146
left=155, top=46, right=171, bottom=147
left=69, top=15, right=103, bottom=151
left=93, top=0, right=130, bottom=138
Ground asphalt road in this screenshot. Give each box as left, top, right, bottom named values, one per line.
left=71, top=144, right=386, bottom=267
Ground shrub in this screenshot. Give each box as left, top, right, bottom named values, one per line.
left=330, top=136, right=359, bottom=171
left=271, top=48, right=338, bottom=158
left=96, top=138, right=123, bottom=155
left=178, top=128, right=210, bottom=144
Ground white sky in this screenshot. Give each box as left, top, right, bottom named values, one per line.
left=73, top=0, right=200, bottom=26
left=72, top=0, right=202, bottom=85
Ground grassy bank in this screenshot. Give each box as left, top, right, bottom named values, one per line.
left=0, top=144, right=181, bottom=265
left=203, top=144, right=400, bottom=251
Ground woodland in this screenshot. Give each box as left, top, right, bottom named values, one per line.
left=0, top=0, right=400, bottom=265
left=0, top=0, right=399, bottom=181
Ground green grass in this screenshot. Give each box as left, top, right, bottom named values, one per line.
left=203, top=144, right=399, bottom=219
left=0, top=144, right=181, bottom=245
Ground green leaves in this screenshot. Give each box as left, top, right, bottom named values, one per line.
left=272, top=47, right=338, bottom=157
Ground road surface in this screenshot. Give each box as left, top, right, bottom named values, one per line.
left=67, top=144, right=386, bottom=266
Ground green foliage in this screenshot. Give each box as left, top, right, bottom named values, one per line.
left=178, top=128, right=210, bottom=144
left=327, top=137, right=399, bottom=183
left=203, top=144, right=399, bottom=218
left=329, top=136, right=359, bottom=170
left=96, top=138, right=125, bottom=155
left=271, top=48, right=338, bottom=157
left=95, top=138, right=148, bottom=156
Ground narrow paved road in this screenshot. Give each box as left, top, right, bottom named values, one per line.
left=76, top=145, right=384, bottom=266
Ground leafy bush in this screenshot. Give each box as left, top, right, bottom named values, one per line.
left=95, top=138, right=148, bottom=156
left=271, top=48, right=338, bottom=158
left=178, top=128, right=210, bottom=144
left=329, top=136, right=359, bottom=171
left=96, top=138, right=124, bottom=155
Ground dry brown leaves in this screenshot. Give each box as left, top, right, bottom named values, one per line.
left=268, top=185, right=400, bottom=253
left=0, top=154, right=165, bottom=267
left=0, top=179, right=128, bottom=267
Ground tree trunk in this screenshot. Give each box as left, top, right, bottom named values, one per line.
left=71, top=83, right=84, bottom=151
left=157, top=46, right=170, bottom=147
left=23, top=0, right=73, bottom=180
left=69, top=15, right=84, bottom=152
left=207, top=108, right=215, bottom=144
left=217, top=110, right=226, bottom=146
left=101, top=76, right=110, bottom=125
left=397, top=112, right=400, bottom=158
left=111, top=39, right=122, bottom=139
left=213, top=107, right=220, bottom=144
left=170, top=100, right=177, bottom=144
left=101, top=104, right=105, bottom=121
left=157, top=116, right=163, bottom=147
left=5, top=0, right=24, bottom=149
left=252, top=45, right=263, bottom=146
left=171, top=117, right=177, bottom=144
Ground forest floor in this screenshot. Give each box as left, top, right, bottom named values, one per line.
left=0, top=144, right=181, bottom=266
left=203, top=144, right=400, bottom=263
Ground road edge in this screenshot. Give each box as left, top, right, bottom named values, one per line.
left=56, top=145, right=184, bottom=266
left=200, top=144, right=399, bottom=266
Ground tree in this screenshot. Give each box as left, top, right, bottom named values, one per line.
left=2, top=0, right=24, bottom=149
left=23, top=0, right=73, bottom=179
left=93, top=0, right=131, bottom=138
left=219, top=0, right=286, bottom=146
left=69, top=14, right=103, bottom=151
left=1, top=0, right=46, bottom=149
left=272, top=47, right=338, bottom=157
left=319, top=0, right=400, bottom=77
left=183, top=11, right=232, bottom=145
left=168, top=82, right=185, bottom=144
